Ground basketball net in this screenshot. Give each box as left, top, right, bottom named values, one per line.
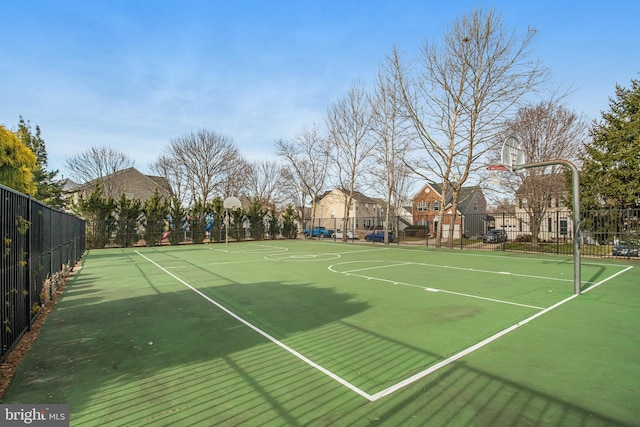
left=487, top=164, right=507, bottom=186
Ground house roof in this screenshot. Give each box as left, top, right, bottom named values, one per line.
left=76, top=167, right=173, bottom=199
left=317, top=188, right=380, bottom=205
left=415, top=182, right=485, bottom=214
left=515, top=173, right=566, bottom=196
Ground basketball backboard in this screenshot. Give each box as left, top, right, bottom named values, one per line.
left=501, top=136, right=525, bottom=172
left=223, top=196, right=242, bottom=210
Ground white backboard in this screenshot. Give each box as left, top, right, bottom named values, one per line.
left=501, top=136, right=525, bottom=171
left=223, top=196, right=242, bottom=210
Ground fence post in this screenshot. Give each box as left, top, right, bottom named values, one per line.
left=27, top=196, right=33, bottom=330
left=555, top=211, right=559, bottom=255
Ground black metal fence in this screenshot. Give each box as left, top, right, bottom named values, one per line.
left=81, top=208, right=640, bottom=261
left=301, top=209, right=640, bottom=259
left=1, top=184, right=85, bottom=362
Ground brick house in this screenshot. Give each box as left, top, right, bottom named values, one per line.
left=412, top=182, right=487, bottom=239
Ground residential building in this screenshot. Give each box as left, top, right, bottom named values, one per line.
left=69, top=167, right=172, bottom=205
left=514, top=174, right=572, bottom=240
left=412, top=182, right=487, bottom=239
left=313, top=189, right=395, bottom=232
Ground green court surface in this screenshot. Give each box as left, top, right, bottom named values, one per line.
left=3, top=240, right=639, bottom=426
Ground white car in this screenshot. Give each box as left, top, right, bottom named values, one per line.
left=335, top=229, right=357, bottom=240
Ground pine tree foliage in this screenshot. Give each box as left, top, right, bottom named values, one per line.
left=16, top=117, right=64, bottom=207
left=16, top=118, right=64, bottom=205
left=580, top=77, right=640, bottom=209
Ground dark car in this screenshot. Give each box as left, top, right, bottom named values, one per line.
left=482, top=229, right=507, bottom=243
left=612, top=242, right=639, bottom=257
left=365, top=231, right=394, bottom=243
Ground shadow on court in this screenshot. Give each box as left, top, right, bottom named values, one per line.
left=2, top=254, right=373, bottom=423
left=3, top=246, right=638, bottom=426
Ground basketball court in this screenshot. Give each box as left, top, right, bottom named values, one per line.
left=3, top=240, right=638, bottom=426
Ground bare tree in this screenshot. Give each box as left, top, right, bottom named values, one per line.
left=278, top=165, right=309, bottom=222
left=244, top=159, right=285, bottom=208
left=65, top=145, right=135, bottom=198
left=150, top=154, right=188, bottom=205
left=369, top=51, right=415, bottom=243
left=396, top=10, right=548, bottom=246
left=219, top=156, right=251, bottom=200
left=275, top=125, right=331, bottom=233
left=158, top=129, right=244, bottom=204
left=326, top=81, right=375, bottom=236
left=502, top=100, right=587, bottom=247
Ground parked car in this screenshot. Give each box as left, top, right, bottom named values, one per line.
left=335, top=229, right=357, bottom=240
left=304, top=226, right=335, bottom=239
left=612, top=242, right=639, bottom=257
left=482, top=229, right=508, bottom=243
left=365, top=231, right=394, bottom=243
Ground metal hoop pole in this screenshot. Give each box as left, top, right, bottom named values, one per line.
left=514, top=159, right=581, bottom=295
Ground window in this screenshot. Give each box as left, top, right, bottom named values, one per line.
left=519, top=198, right=528, bottom=209
left=432, top=201, right=440, bottom=211
left=560, top=219, right=568, bottom=236
left=416, top=201, right=429, bottom=212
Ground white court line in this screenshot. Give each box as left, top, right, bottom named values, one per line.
left=425, top=288, right=544, bottom=310
left=330, top=262, right=544, bottom=310
left=367, top=243, right=625, bottom=268
left=367, top=264, right=635, bottom=400
left=209, top=244, right=289, bottom=254
left=135, top=250, right=374, bottom=401
left=339, top=260, right=585, bottom=284
left=582, top=265, right=633, bottom=293
left=136, top=250, right=633, bottom=402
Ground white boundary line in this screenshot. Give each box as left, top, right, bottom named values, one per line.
left=335, top=259, right=587, bottom=284
left=367, top=264, right=634, bottom=400
left=329, top=261, right=545, bottom=310
left=582, top=265, right=633, bottom=293
left=135, top=250, right=373, bottom=401
left=135, top=249, right=634, bottom=402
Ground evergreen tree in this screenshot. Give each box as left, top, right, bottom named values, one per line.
left=142, top=188, right=169, bottom=246
left=281, top=204, right=298, bottom=239
left=247, top=198, right=265, bottom=240
left=267, top=206, right=281, bottom=239
left=16, top=117, right=64, bottom=207
left=115, top=193, right=142, bottom=247
left=580, top=77, right=640, bottom=210
left=188, top=199, right=208, bottom=244
left=167, top=195, right=186, bottom=245
left=78, top=184, right=116, bottom=249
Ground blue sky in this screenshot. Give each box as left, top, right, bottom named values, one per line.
left=1, top=0, right=639, bottom=179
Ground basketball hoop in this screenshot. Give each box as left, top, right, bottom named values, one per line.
left=501, top=136, right=525, bottom=172
left=223, top=196, right=241, bottom=246
left=224, top=196, right=241, bottom=210
left=487, top=164, right=509, bottom=186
